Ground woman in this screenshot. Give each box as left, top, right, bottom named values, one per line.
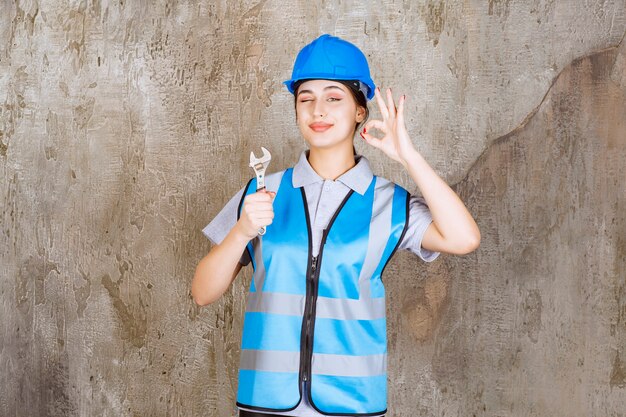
left=192, top=34, right=480, bottom=417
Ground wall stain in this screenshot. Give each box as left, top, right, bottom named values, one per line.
left=101, top=272, right=147, bottom=348
left=488, top=0, right=511, bottom=19
left=2, top=172, right=18, bottom=243
left=419, top=0, right=446, bottom=47
left=521, top=289, right=542, bottom=343
left=0, top=66, right=28, bottom=158
left=72, top=268, right=91, bottom=319
left=73, top=97, right=95, bottom=130
left=38, top=353, right=78, bottom=417
left=17, top=255, right=60, bottom=308
left=401, top=275, right=449, bottom=343
left=62, top=7, right=87, bottom=73
left=609, top=31, right=626, bottom=87
left=610, top=350, right=626, bottom=388
left=240, top=0, right=269, bottom=21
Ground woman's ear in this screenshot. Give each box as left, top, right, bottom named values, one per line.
left=356, top=106, right=366, bottom=123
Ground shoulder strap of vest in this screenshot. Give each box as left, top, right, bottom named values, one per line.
left=237, top=177, right=256, bottom=221
left=237, top=177, right=256, bottom=269
left=379, top=182, right=411, bottom=282
left=237, top=167, right=292, bottom=220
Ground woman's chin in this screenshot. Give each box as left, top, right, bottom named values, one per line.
left=305, top=134, right=350, bottom=149
left=307, top=140, right=341, bottom=151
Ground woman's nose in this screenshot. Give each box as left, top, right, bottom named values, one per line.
left=313, top=99, right=327, bottom=118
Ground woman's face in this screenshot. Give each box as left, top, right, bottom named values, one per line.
left=295, top=79, right=365, bottom=151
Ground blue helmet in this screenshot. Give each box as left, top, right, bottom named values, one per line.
left=283, top=34, right=376, bottom=101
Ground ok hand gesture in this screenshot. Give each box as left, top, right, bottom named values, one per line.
left=360, top=87, right=416, bottom=166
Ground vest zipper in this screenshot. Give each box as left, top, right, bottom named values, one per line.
left=301, top=228, right=327, bottom=384
left=297, top=187, right=353, bottom=404
left=302, top=255, right=317, bottom=382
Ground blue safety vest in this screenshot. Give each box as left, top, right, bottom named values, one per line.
left=235, top=167, right=409, bottom=415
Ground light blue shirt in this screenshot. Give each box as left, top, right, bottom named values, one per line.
left=202, top=149, right=440, bottom=417
left=203, top=149, right=440, bottom=265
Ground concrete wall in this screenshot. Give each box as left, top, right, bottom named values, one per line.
left=1, top=1, right=624, bottom=416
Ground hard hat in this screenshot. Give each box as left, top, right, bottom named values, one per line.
left=283, top=34, right=376, bottom=100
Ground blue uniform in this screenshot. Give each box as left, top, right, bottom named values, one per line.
left=202, top=150, right=440, bottom=417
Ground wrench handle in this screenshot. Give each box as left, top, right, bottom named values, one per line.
left=256, top=185, right=267, bottom=235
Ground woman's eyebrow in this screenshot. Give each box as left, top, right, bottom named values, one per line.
left=297, top=86, right=345, bottom=97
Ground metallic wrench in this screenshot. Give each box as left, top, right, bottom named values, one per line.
left=249, top=146, right=272, bottom=235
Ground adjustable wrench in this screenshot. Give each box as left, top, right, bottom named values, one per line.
left=249, top=146, right=272, bottom=235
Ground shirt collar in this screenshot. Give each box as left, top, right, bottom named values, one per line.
left=292, top=149, right=374, bottom=195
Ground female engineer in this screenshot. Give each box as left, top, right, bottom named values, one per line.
left=192, top=34, right=480, bottom=417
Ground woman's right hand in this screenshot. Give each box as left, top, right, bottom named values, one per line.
left=237, top=189, right=276, bottom=240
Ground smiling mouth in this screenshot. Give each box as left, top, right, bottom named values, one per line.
left=309, top=124, right=333, bottom=132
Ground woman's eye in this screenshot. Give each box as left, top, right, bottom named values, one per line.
left=299, top=97, right=341, bottom=103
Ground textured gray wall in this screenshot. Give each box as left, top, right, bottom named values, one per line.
left=1, top=1, right=625, bottom=416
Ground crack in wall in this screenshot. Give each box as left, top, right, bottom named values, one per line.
left=452, top=30, right=626, bottom=190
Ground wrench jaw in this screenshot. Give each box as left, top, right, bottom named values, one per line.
left=249, top=147, right=272, bottom=190
left=253, top=146, right=271, bottom=163
left=249, top=147, right=271, bottom=167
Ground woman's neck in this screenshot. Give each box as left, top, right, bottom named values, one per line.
left=307, top=147, right=356, bottom=181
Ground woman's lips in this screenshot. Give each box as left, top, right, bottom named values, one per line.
left=309, top=123, right=333, bottom=132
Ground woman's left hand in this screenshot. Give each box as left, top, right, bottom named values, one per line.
left=360, top=87, right=416, bottom=166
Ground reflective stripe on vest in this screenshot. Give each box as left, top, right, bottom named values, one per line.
left=235, top=167, right=409, bottom=415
